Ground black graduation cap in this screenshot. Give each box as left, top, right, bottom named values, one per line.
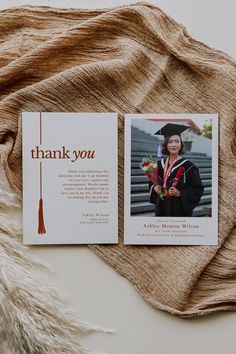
left=154, top=123, right=189, bottom=138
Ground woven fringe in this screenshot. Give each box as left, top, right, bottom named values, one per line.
left=0, top=180, right=112, bottom=354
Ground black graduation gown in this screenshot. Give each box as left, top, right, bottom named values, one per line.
left=149, top=158, right=204, bottom=217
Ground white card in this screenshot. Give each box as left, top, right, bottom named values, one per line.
left=124, top=114, right=218, bottom=245
left=22, top=112, right=118, bottom=245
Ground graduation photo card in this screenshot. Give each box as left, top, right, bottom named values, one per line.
left=124, top=114, right=218, bottom=245
left=22, top=112, right=118, bottom=245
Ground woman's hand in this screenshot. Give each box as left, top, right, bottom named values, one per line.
left=154, top=185, right=162, bottom=195
left=169, top=187, right=180, bottom=197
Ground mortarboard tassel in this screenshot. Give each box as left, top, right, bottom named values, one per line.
left=157, top=143, right=163, bottom=157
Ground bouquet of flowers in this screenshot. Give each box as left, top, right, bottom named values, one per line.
left=140, top=156, right=158, bottom=184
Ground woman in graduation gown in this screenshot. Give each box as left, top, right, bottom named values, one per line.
left=149, top=123, right=204, bottom=217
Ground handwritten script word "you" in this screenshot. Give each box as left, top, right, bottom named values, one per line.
left=31, top=146, right=95, bottom=163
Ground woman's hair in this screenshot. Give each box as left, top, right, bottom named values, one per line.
left=162, top=135, right=185, bottom=155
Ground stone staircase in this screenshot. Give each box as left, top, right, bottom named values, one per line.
left=130, top=126, right=212, bottom=217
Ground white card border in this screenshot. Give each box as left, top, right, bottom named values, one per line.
left=22, top=112, right=118, bottom=245
left=124, top=113, right=218, bottom=245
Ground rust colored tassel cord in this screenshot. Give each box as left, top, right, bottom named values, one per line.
left=38, top=113, right=46, bottom=234
left=38, top=162, right=46, bottom=234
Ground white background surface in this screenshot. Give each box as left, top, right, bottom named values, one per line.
left=1, top=1, right=236, bottom=354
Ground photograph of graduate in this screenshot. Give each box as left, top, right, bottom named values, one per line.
left=130, top=118, right=213, bottom=217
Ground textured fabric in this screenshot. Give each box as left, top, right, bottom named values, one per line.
left=0, top=3, right=236, bottom=319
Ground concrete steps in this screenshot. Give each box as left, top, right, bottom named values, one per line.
left=131, top=192, right=212, bottom=205
left=131, top=150, right=211, bottom=157
left=131, top=181, right=212, bottom=193
left=131, top=155, right=211, bottom=162
left=131, top=161, right=211, bottom=168
left=131, top=173, right=212, bottom=184
left=131, top=167, right=212, bottom=175
left=133, top=204, right=211, bottom=217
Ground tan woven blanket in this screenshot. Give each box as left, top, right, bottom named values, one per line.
left=1, top=2, right=236, bottom=320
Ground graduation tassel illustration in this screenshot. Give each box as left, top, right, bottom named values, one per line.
left=38, top=162, right=46, bottom=234
left=37, top=112, right=46, bottom=234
